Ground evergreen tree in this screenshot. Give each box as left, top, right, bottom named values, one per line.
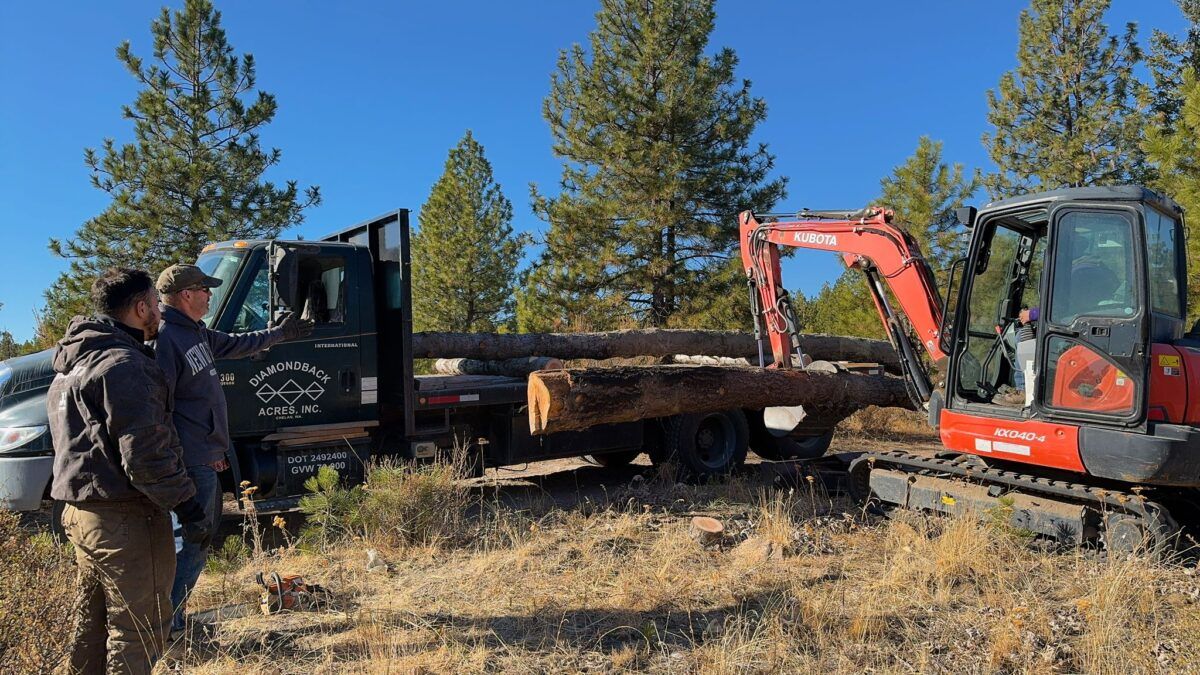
left=412, top=131, right=528, bottom=332
left=1147, top=1, right=1200, bottom=128
left=40, top=0, right=319, bottom=342
left=881, top=137, right=979, bottom=273
left=982, top=0, right=1146, bottom=198
left=0, top=331, right=20, bottom=361
left=801, top=138, right=976, bottom=339
left=1145, top=68, right=1200, bottom=321
left=517, top=0, right=786, bottom=332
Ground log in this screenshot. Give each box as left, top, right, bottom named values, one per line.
left=412, top=329, right=900, bottom=372
left=527, top=365, right=914, bottom=435
left=433, top=357, right=563, bottom=377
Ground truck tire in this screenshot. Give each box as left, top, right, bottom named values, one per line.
left=749, top=425, right=835, bottom=461
left=588, top=449, right=641, bottom=468
left=663, top=410, right=749, bottom=480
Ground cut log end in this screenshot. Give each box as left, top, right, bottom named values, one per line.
left=690, top=516, right=725, bottom=545
left=528, top=375, right=550, bottom=435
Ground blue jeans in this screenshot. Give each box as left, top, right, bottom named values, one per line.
left=170, top=464, right=222, bottom=631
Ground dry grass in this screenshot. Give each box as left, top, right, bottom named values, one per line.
left=837, top=405, right=933, bottom=440
left=5, top=444, right=1198, bottom=674
left=0, top=511, right=75, bottom=671
left=163, top=463, right=1197, bottom=674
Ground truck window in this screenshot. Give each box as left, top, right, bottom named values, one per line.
left=232, top=262, right=270, bottom=332
left=195, top=250, right=247, bottom=327
left=296, top=256, right=347, bottom=324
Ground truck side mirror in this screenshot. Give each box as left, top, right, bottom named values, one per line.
left=956, top=206, right=977, bottom=229
left=272, top=247, right=298, bottom=312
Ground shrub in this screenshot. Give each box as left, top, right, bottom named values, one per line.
left=298, top=458, right=471, bottom=551
left=358, top=460, right=469, bottom=547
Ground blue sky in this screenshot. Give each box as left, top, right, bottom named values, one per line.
left=0, top=1, right=1190, bottom=341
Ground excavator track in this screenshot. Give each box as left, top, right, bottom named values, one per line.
left=847, top=450, right=1180, bottom=556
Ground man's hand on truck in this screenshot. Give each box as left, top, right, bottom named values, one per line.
left=278, top=312, right=315, bottom=340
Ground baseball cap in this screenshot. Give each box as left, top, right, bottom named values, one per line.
left=156, top=264, right=223, bottom=294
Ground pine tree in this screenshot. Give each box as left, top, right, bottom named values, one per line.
left=881, top=137, right=979, bottom=273
left=802, top=137, right=976, bottom=339
left=1145, top=68, right=1200, bottom=321
left=40, top=0, right=319, bottom=342
left=517, top=0, right=786, bottom=332
left=1147, top=1, right=1200, bottom=128
left=0, top=331, right=20, bottom=361
left=411, top=131, right=528, bottom=332
left=982, top=0, right=1146, bottom=198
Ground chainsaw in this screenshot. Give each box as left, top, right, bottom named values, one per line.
left=255, top=571, right=331, bottom=615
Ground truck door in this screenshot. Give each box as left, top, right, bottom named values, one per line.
left=220, top=245, right=366, bottom=434
left=1037, top=207, right=1146, bottom=424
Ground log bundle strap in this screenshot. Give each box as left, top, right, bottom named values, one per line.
left=526, top=365, right=915, bottom=435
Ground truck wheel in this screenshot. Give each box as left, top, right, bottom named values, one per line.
left=750, top=425, right=834, bottom=461
left=588, top=450, right=641, bottom=468
left=664, top=410, right=749, bottom=480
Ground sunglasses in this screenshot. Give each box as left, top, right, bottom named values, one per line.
left=185, top=286, right=213, bottom=295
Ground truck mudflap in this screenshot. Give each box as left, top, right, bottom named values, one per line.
left=848, top=450, right=1179, bottom=555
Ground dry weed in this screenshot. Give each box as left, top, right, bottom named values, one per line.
left=0, top=511, right=75, bottom=672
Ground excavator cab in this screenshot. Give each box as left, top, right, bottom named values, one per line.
left=944, top=186, right=1185, bottom=433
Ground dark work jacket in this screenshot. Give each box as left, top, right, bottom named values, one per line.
left=153, top=306, right=285, bottom=467
left=48, top=316, right=196, bottom=510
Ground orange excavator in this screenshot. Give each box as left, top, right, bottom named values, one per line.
left=740, top=186, right=1200, bottom=553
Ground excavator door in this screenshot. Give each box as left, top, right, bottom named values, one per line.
left=1038, top=206, right=1146, bottom=424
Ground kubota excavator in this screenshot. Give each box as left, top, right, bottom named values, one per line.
left=740, top=185, right=1200, bottom=553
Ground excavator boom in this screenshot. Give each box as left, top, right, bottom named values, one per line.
left=739, top=208, right=945, bottom=405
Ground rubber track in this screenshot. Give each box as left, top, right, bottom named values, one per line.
left=853, top=449, right=1171, bottom=521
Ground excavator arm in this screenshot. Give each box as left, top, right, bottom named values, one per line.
left=738, top=208, right=946, bottom=407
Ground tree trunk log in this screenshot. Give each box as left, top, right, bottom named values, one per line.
left=527, top=365, right=914, bottom=435
left=433, top=357, right=563, bottom=377
left=413, top=329, right=899, bottom=372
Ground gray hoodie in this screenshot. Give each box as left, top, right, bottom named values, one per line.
left=153, top=306, right=285, bottom=467
left=48, top=316, right=196, bottom=510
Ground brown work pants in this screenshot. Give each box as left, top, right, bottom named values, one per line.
left=60, top=500, right=176, bottom=675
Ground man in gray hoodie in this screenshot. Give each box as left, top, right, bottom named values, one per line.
left=153, top=264, right=313, bottom=636
left=49, top=268, right=207, bottom=674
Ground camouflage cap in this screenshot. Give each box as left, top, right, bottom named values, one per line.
left=156, top=264, right=223, bottom=294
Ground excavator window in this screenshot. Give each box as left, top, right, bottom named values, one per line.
left=1047, top=212, right=1134, bottom=325
left=1145, top=208, right=1183, bottom=317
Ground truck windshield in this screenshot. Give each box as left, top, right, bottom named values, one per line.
left=195, top=250, right=248, bottom=327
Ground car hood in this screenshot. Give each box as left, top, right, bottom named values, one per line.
left=0, top=348, right=56, bottom=405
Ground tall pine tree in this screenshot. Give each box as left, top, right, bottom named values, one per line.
left=39, top=0, right=319, bottom=343
left=982, top=0, right=1146, bottom=198
left=412, top=131, right=528, bottom=332
left=801, top=137, right=977, bottom=339
left=1145, top=68, right=1200, bottom=322
left=1147, top=0, right=1200, bottom=128
left=517, top=0, right=786, bottom=332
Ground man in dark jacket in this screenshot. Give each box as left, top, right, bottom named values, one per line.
left=48, top=268, right=207, bottom=675
left=153, top=263, right=313, bottom=636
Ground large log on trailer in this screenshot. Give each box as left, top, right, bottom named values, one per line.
left=527, top=365, right=915, bottom=435
left=433, top=357, right=563, bottom=377
left=412, top=329, right=900, bottom=372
